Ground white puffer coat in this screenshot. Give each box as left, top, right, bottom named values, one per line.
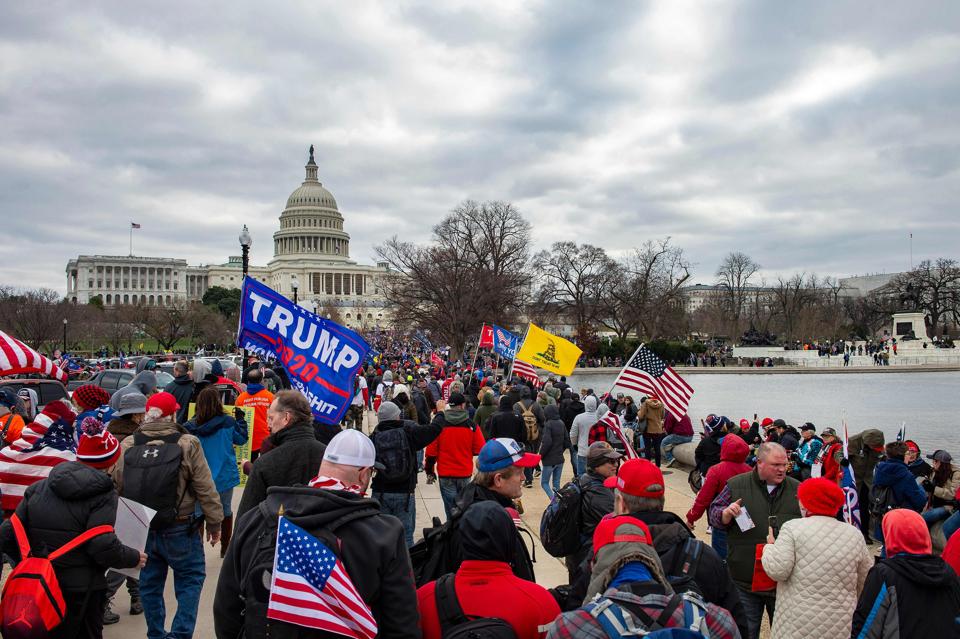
left=761, top=515, right=873, bottom=639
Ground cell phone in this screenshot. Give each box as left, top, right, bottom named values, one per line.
left=754, top=413, right=758, bottom=420
left=768, top=515, right=778, bottom=537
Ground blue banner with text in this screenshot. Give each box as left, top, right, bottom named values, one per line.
left=237, top=277, right=370, bottom=424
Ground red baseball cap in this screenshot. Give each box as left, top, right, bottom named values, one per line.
left=603, top=458, right=665, bottom=498
left=592, top=515, right=653, bottom=556
left=904, top=440, right=920, bottom=453
left=146, top=391, right=180, bottom=417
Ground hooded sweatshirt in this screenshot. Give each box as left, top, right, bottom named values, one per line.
left=851, top=509, right=960, bottom=638
left=539, top=404, right=569, bottom=467
left=687, top=435, right=752, bottom=524
left=184, top=413, right=248, bottom=493
left=570, top=396, right=599, bottom=454
left=638, top=398, right=665, bottom=435
left=473, top=391, right=498, bottom=437
left=488, top=396, right=527, bottom=444
left=424, top=408, right=485, bottom=478
left=108, top=370, right=158, bottom=412
left=165, top=373, right=195, bottom=425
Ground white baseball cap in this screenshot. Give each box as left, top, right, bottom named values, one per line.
left=323, top=429, right=385, bottom=469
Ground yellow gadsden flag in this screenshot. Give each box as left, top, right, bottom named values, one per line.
left=515, top=323, right=582, bottom=377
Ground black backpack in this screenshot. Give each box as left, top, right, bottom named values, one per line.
left=434, top=573, right=518, bottom=639
left=372, top=427, right=412, bottom=484
left=868, top=484, right=899, bottom=519
left=539, top=477, right=583, bottom=558
left=121, top=432, right=184, bottom=529
left=239, top=501, right=380, bottom=639
left=624, top=538, right=705, bottom=599
left=410, top=515, right=461, bottom=588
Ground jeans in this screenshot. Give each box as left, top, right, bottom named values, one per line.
left=568, top=445, right=578, bottom=476
left=738, top=587, right=775, bottom=639
left=923, top=506, right=952, bottom=526
left=711, top=528, right=727, bottom=560
left=140, top=523, right=206, bottom=639
left=660, top=434, right=693, bottom=463
left=540, top=464, right=563, bottom=499
left=576, top=455, right=587, bottom=477
left=373, top=492, right=416, bottom=547
left=438, top=477, right=470, bottom=521
left=943, top=510, right=960, bottom=540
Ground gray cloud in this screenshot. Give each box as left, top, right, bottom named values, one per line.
left=1, top=0, right=959, bottom=293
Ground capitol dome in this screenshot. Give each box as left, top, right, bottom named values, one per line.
left=286, top=181, right=338, bottom=210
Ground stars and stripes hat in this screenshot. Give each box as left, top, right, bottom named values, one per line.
left=603, top=458, right=665, bottom=498
left=477, top=437, right=541, bottom=472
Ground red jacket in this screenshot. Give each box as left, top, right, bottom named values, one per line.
left=686, top=435, right=751, bottom=524
left=820, top=441, right=844, bottom=483
left=417, top=560, right=560, bottom=639
left=424, top=413, right=485, bottom=478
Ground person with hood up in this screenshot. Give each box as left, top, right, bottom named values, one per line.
left=851, top=508, right=960, bottom=637
left=549, top=515, right=740, bottom=639
left=234, top=368, right=274, bottom=462
left=374, top=369, right=395, bottom=411
left=0, top=417, right=146, bottom=638
left=559, top=389, right=584, bottom=476
left=513, top=386, right=544, bottom=488
left=416, top=501, right=560, bottom=639
left=370, top=401, right=442, bottom=547
left=135, top=357, right=157, bottom=374
left=760, top=478, right=873, bottom=639
left=107, top=370, right=157, bottom=413
left=424, top=392, right=486, bottom=520
left=184, top=387, right=248, bottom=557
left=538, top=404, right=570, bottom=498
left=872, top=441, right=928, bottom=544
left=847, top=428, right=885, bottom=543
left=488, top=395, right=527, bottom=444
left=473, top=387, right=498, bottom=437
left=637, top=394, right=665, bottom=466
left=214, top=429, right=420, bottom=639
left=164, top=359, right=194, bottom=424
left=695, top=414, right=730, bottom=474
left=686, top=434, right=752, bottom=559
left=570, top=395, right=599, bottom=476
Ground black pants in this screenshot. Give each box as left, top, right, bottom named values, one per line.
left=54, top=588, right=107, bottom=639
left=858, top=481, right=872, bottom=540
left=645, top=433, right=665, bottom=467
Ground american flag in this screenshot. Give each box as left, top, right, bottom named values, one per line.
left=612, top=345, right=694, bottom=417
left=512, top=359, right=541, bottom=387
left=130, top=222, right=141, bottom=229
left=841, top=422, right=861, bottom=531
left=0, top=412, right=77, bottom=513
left=599, top=411, right=638, bottom=459
left=267, top=516, right=377, bottom=639
left=0, top=330, right=68, bottom=383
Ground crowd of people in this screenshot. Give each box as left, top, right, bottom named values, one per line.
left=0, top=352, right=958, bottom=639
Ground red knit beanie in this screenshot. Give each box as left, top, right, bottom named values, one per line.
left=76, top=417, right=121, bottom=469
left=73, top=384, right=111, bottom=411
left=883, top=508, right=932, bottom=555
left=798, top=477, right=845, bottom=516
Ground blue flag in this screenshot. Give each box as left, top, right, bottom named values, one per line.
left=492, top=325, right=519, bottom=359
left=237, top=278, right=370, bottom=424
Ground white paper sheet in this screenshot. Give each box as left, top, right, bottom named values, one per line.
left=108, top=497, right=157, bottom=580
left=734, top=505, right=756, bottom=532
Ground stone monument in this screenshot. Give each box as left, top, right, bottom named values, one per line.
left=892, top=311, right=929, bottom=348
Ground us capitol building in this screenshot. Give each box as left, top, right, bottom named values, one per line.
left=65, top=148, right=391, bottom=330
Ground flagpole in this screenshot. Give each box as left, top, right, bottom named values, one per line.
left=508, top=324, right=532, bottom=382
left=469, top=325, right=485, bottom=372
left=605, top=342, right=644, bottom=401
left=129, top=223, right=133, bottom=256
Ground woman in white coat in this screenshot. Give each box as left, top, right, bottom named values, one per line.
left=761, top=477, right=874, bottom=639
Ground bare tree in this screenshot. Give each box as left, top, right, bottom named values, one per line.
left=622, top=238, right=691, bottom=339
left=0, top=287, right=69, bottom=351
left=770, top=273, right=815, bottom=341
left=533, top=242, right=617, bottom=342
left=715, top=252, right=760, bottom=338
left=889, top=258, right=960, bottom=336
left=376, top=200, right=531, bottom=358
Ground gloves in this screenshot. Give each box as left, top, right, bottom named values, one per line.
left=922, top=479, right=934, bottom=492
left=840, top=458, right=850, bottom=468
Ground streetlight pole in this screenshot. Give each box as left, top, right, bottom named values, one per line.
left=239, top=225, right=253, bottom=363
left=62, top=318, right=68, bottom=354
left=291, top=275, right=299, bottom=305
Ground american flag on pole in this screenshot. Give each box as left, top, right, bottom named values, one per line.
left=130, top=222, right=141, bottom=229
left=267, top=516, right=377, bottom=639
left=840, top=421, right=861, bottom=531
left=512, top=359, right=541, bottom=387
left=612, top=345, right=694, bottom=417
left=0, top=330, right=68, bottom=383
left=599, top=411, right=638, bottom=459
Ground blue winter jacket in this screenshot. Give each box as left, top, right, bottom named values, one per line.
left=184, top=414, right=248, bottom=492
left=873, top=459, right=927, bottom=512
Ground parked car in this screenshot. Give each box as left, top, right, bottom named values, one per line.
left=0, top=378, right=70, bottom=411
left=66, top=368, right=174, bottom=395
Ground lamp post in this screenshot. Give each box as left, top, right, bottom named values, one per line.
left=62, top=318, right=68, bottom=355
left=291, top=275, right=299, bottom=305
left=239, top=225, right=253, bottom=363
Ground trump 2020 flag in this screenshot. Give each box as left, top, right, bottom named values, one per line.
left=238, top=277, right=370, bottom=425
left=478, top=324, right=494, bottom=349
left=267, top=516, right=377, bottom=639
left=841, top=422, right=862, bottom=531
left=492, top=325, right=519, bottom=359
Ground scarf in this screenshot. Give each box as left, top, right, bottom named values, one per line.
left=308, top=474, right=363, bottom=496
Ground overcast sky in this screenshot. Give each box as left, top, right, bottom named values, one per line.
left=2, top=1, right=959, bottom=293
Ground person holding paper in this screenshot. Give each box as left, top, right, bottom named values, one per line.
left=0, top=417, right=146, bottom=639
left=708, top=442, right=801, bottom=639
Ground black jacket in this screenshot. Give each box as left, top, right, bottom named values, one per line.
left=370, top=418, right=442, bottom=494
left=236, top=422, right=327, bottom=520
left=411, top=388, right=432, bottom=425
left=568, top=470, right=616, bottom=572
left=214, top=485, right=419, bottom=639
left=560, top=397, right=585, bottom=433
left=452, top=483, right=536, bottom=582
left=624, top=510, right=748, bottom=639
left=0, top=462, right=140, bottom=591
left=851, top=554, right=960, bottom=638
left=488, top=397, right=527, bottom=445
left=165, top=374, right=195, bottom=425
left=695, top=429, right=724, bottom=473
left=539, top=405, right=570, bottom=467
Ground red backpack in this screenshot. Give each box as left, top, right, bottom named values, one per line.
left=1, top=513, right=114, bottom=639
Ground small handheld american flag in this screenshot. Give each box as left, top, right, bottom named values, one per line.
left=612, top=345, right=694, bottom=417
left=512, top=358, right=542, bottom=387
left=267, top=516, right=377, bottom=639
